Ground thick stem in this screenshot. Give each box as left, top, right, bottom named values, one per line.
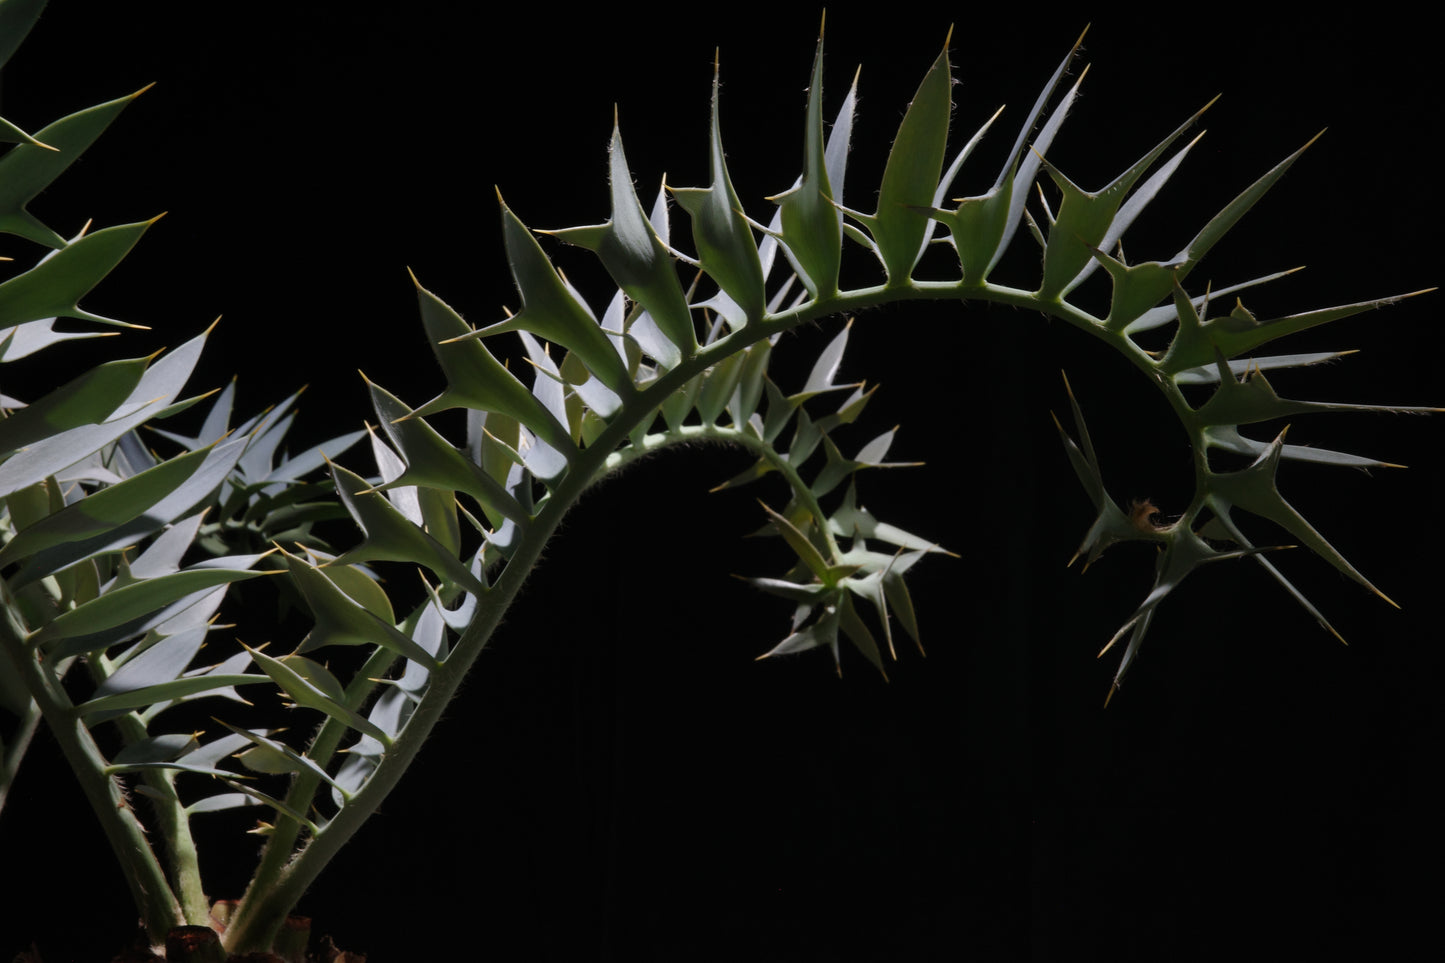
left=221, top=579, right=531, bottom=951
left=0, top=600, right=183, bottom=943
left=91, top=654, right=212, bottom=926
left=221, top=643, right=403, bottom=951
left=0, top=699, right=41, bottom=816
left=145, top=763, right=210, bottom=923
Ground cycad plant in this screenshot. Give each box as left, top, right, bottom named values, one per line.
left=2, top=3, right=1436, bottom=958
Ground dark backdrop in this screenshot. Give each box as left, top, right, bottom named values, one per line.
left=2, top=4, right=1440, bottom=960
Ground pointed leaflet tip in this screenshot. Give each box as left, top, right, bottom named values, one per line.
left=771, top=28, right=842, bottom=299
left=1097, top=618, right=1135, bottom=658
left=866, top=36, right=954, bottom=281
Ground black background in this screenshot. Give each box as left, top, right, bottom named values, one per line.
left=2, top=4, right=1441, bottom=960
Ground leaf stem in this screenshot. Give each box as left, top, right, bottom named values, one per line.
left=221, top=272, right=1229, bottom=949
left=603, top=421, right=844, bottom=557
